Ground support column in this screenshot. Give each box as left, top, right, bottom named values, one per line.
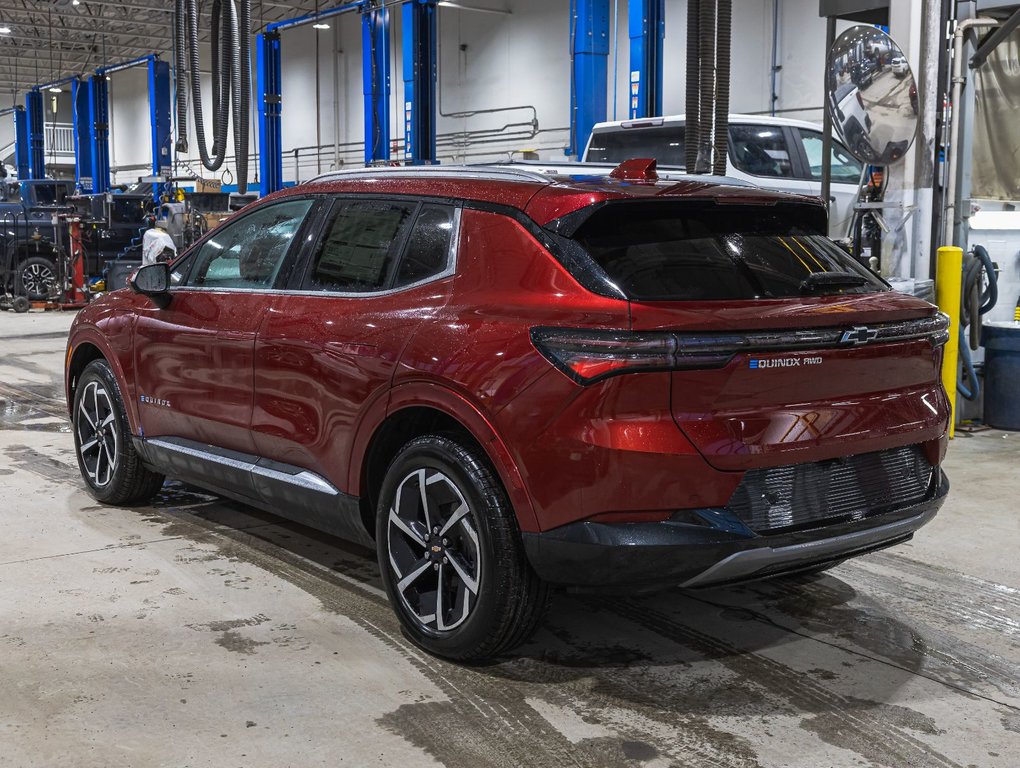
left=257, top=32, right=283, bottom=195
left=14, top=106, right=30, bottom=180
left=569, top=0, right=610, bottom=157
left=72, top=80, right=95, bottom=192
left=363, top=6, right=391, bottom=165
left=401, top=0, right=437, bottom=165
left=628, top=0, right=664, bottom=119
left=25, top=90, right=45, bottom=180
left=148, top=58, right=173, bottom=192
left=89, top=75, right=111, bottom=194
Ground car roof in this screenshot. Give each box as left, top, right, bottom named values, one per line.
left=589, top=112, right=824, bottom=134
left=284, top=163, right=823, bottom=227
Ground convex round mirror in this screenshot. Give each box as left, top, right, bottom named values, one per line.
left=826, top=25, right=918, bottom=166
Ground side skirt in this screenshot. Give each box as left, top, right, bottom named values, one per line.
left=134, top=436, right=374, bottom=549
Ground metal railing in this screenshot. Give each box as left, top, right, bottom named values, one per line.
left=44, top=122, right=75, bottom=156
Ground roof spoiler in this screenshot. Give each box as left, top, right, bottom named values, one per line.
left=610, top=158, right=658, bottom=182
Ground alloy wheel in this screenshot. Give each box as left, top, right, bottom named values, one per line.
left=387, top=468, right=481, bottom=632
left=21, top=261, right=55, bottom=297
left=76, top=380, right=118, bottom=487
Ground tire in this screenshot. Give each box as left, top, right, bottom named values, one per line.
left=72, top=359, right=165, bottom=505
left=12, top=295, right=30, bottom=313
left=19, top=255, right=57, bottom=301
left=376, top=434, right=549, bottom=661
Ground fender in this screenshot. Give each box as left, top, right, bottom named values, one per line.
left=66, top=315, right=139, bottom=433
left=348, top=380, right=540, bottom=533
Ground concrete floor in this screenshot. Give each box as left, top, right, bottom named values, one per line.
left=1, top=310, right=1018, bottom=768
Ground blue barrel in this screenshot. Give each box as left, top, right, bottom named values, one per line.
left=982, top=321, right=1020, bottom=430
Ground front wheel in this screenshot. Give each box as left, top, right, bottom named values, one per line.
left=377, top=434, right=548, bottom=660
left=72, top=359, right=165, bottom=505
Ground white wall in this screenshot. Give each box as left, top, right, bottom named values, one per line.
left=99, top=0, right=845, bottom=185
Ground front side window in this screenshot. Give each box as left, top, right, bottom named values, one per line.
left=728, top=125, right=794, bottom=178
left=570, top=202, right=886, bottom=301
left=184, top=199, right=314, bottom=289
left=306, top=200, right=416, bottom=292
left=798, top=129, right=863, bottom=183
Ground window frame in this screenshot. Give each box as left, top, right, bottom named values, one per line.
left=170, top=196, right=326, bottom=293
left=725, top=123, right=805, bottom=180
left=790, top=127, right=863, bottom=184
left=285, top=194, right=462, bottom=297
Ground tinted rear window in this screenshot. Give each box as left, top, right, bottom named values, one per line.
left=586, top=126, right=685, bottom=166
left=570, top=203, right=885, bottom=301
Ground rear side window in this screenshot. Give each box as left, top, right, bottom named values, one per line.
left=570, top=202, right=886, bottom=301
left=394, top=204, right=456, bottom=288
left=728, top=125, right=794, bottom=178
left=307, top=200, right=415, bottom=292
left=586, top=125, right=686, bottom=166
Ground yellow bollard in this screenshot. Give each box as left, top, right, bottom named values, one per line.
left=935, top=246, right=964, bottom=437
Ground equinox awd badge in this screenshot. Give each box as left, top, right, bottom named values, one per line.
left=750, top=356, right=822, bottom=369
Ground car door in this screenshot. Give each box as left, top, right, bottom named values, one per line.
left=132, top=197, right=318, bottom=454
left=792, top=127, right=865, bottom=239
left=252, top=197, right=460, bottom=494
left=726, top=123, right=817, bottom=199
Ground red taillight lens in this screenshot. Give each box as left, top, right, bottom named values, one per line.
left=530, top=328, right=734, bottom=384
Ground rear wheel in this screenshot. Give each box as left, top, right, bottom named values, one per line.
left=72, top=359, right=164, bottom=505
left=377, top=434, right=549, bottom=660
left=19, top=255, right=57, bottom=301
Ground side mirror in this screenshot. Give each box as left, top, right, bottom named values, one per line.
left=129, top=263, right=171, bottom=308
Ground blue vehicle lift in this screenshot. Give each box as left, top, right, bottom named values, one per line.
left=24, top=90, right=46, bottom=180
left=258, top=0, right=438, bottom=195
left=628, top=0, right=664, bottom=119
left=402, top=0, right=437, bottom=165
left=13, top=107, right=30, bottom=179
left=569, top=0, right=610, bottom=157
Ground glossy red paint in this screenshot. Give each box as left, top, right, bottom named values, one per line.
left=66, top=169, right=949, bottom=544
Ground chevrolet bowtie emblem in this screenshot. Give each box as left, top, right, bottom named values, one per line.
left=840, top=326, right=879, bottom=345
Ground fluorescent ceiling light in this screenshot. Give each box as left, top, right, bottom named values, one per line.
left=312, top=22, right=330, bottom=29
left=0, top=26, right=11, bottom=34
left=49, top=87, right=63, bottom=93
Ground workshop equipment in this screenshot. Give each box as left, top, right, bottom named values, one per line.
left=982, top=321, right=1020, bottom=430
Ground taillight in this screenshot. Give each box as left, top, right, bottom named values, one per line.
left=530, top=328, right=734, bottom=384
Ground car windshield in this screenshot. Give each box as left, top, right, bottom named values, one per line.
left=586, top=125, right=686, bottom=166
left=569, top=202, right=886, bottom=301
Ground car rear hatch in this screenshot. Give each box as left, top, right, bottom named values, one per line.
left=558, top=198, right=950, bottom=472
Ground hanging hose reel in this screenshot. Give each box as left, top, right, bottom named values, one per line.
left=958, top=244, right=998, bottom=401
left=174, top=0, right=252, bottom=195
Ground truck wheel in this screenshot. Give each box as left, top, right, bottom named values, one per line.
left=377, top=434, right=549, bottom=660
left=19, top=256, right=57, bottom=301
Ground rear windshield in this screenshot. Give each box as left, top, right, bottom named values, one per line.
left=570, top=202, right=886, bottom=301
left=586, top=126, right=686, bottom=166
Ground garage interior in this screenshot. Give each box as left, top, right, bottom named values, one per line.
left=1, top=0, right=1019, bottom=766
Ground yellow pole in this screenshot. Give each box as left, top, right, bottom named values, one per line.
left=936, top=246, right=963, bottom=438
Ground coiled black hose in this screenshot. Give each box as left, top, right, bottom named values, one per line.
left=712, top=0, right=731, bottom=176
left=177, top=0, right=251, bottom=194
left=685, top=0, right=700, bottom=172
left=958, top=244, right=998, bottom=401
left=697, top=0, right=716, bottom=174
left=174, top=0, right=188, bottom=153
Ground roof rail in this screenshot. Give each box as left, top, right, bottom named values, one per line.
left=305, top=164, right=554, bottom=185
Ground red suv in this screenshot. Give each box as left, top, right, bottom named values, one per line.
left=65, top=162, right=950, bottom=660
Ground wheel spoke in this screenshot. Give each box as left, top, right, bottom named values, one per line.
left=446, top=551, right=479, bottom=595
left=78, top=399, right=96, bottom=429
left=397, top=557, right=433, bottom=594
left=79, top=438, right=99, bottom=453
left=435, top=563, right=447, bottom=631
left=417, top=469, right=432, bottom=532
left=389, top=507, right=426, bottom=547
left=101, top=412, right=116, bottom=428
left=439, top=502, right=469, bottom=537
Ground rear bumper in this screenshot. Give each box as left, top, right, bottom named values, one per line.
left=522, top=471, right=948, bottom=590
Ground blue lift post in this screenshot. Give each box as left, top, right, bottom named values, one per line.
left=628, top=0, right=664, bottom=119
left=363, top=6, right=392, bottom=164
left=148, top=58, right=173, bottom=188
left=72, top=79, right=95, bottom=192
left=401, top=0, right=437, bottom=165
left=14, top=107, right=30, bottom=179
left=569, top=0, right=610, bottom=157
left=24, top=90, right=45, bottom=179
left=257, top=32, right=283, bottom=197
left=88, top=75, right=111, bottom=194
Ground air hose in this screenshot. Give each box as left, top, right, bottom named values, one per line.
left=174, top=0, right=251, bottom=194
left=958, top=244, right=997, bottom=401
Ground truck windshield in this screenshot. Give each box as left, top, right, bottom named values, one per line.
left=570, top=202, right=886, bottom=301
left=32, top=184, right=68, bottom=206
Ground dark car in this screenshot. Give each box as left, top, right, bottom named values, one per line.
left=0, top=179, right=75, bottom=300
left=852, top=58, right=876, bottom=89
left=65, top=162, right=950, bottom=660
